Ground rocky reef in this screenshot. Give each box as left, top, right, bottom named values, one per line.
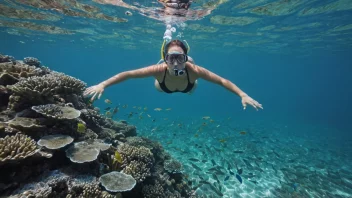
left=0, top=54, right=201, bottom=198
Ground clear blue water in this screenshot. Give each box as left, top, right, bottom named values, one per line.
left=1, top=0, right=352, bottom=197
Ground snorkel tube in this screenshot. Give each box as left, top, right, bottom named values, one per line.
left=158, top=24, right=192, bottom=65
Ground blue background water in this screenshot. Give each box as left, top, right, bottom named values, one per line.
left=2, top=33, right=351, bottom=134
left=1, top=1, right=352, bottom=196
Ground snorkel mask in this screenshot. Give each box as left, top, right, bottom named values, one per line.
left=165, top=51, right=188, bottom=76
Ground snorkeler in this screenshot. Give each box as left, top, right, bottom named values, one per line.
left=93, top=0, right=226, bottom=23
left=83, top=39, right=263, bottom=110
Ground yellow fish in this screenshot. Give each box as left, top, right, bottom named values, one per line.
left=154, top=108, right=162, bottom=111
left=114, top=151, right=122, bottom=164
left=105, top=111, right=112, bottom=117
left=219, top=139, right=227, bottom=143
left=239, top=131, right=247, bottom=135
left=77, top=123, right=86, bottom=133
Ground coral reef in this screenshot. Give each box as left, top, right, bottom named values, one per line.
left=0, top=133, right=39, bottom=165
left=37, top=134, right=74, bottom=150
left=164, top=159, right=184, bottom=174
left=99, top=171, right=136, bottom=192
left=32, top=104, right=81, bottom=120
left=23, top=57, right=41, bottom=67
left=118, top=144, right=154, bottom=183
left=7, top=71, right=86, bottom=110
left=0, top=54, right=198, bottom=198
left=65, top=141, right=100, bottom=163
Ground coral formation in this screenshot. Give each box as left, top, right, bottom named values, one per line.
left=23, top=57, right=41, bottom=67
left=65, top=141, right=100, bottom=163
left=0, top=61, right=48, bottom=86
left=0, top=54, right=198, bottom=198
left=99, top=171, right=136, bottom=192
left=0, top=133, right=39, bottom=165
left=31, top=104, right=81, bottom=120
left=37, top=134, right=74, bottom=150
left=142, top=180, right=165, bottom=198
left=7, top=117, right=45, bottom=132
left=118, top=144, right=154, bottom=182
left=164, top=159, right=184, bottom=174
left=7, top=71, right=86, bottom=110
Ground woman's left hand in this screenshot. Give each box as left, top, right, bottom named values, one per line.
left=241, top=95, right=263, bottom=110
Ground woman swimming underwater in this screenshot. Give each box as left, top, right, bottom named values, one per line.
left=84, top=39, right=263, bottom=110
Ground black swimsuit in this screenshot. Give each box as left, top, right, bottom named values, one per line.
left=158, top=68, right=194, bottom=93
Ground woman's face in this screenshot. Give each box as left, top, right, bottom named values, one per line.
left=166, top=45, right=187, bottom=71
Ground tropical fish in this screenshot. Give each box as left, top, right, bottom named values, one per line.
left=243, top=159, right=253, bottom=168
left=104, top=107, right=111, bottom=111
left=234, top=150, right=244, bottom=154
left=105, top=111, right=112, bottom=117
left=112, top=106, right=119, bottom=114
left=239, top=131, right=247, bottom=135
left=154, top=108, right=162, bottom=111
left=202, top=116, right=210, bottom=120
left=219, top=139, right=227, bottom=143
left=165, top=108, right=172, bottom=111
left=292, top=183, right=300, bottom=191
left=114, top=151, right=123, bottom=164
left=188, top=158, right=200, bottom=162
left=104, top=99, right=112, bottom=104
left=190, top=162, right=202, bottom=171
left=77, top=123, right=86, bottom=133
left=211, top=159, right=216, bottom=166
left=234, top=161, right=243, bottom=175
left=250, top=180, right=258, bottom=185
left=235, top=174, right=242, bottom=184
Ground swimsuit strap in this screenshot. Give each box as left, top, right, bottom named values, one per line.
left=163, top=68, right=168, bottom=82
left=185, top=68, right=191, bottom=84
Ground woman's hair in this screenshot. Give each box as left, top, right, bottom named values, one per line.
left=164, top=39, right=188, bottom=55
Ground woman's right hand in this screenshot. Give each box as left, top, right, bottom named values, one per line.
left=83, top=83, right=105, bottom=102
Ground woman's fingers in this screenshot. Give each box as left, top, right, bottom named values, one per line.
left=91, top=92, right=98, bottom=102
left=84, top=87, right=94, bottom=95
left=98, top=91, right=103, bottom=99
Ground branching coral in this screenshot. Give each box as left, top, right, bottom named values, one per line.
left=164, top=159, right=183, bottom=174
left=0, top=133, right=39, bottom=165
left=8, top=72, right=86, bottom=98
left=0, top=61, right=48, bottom=86
left=7, top=72, right=86, bottom=110
left=23, top=57, right=41, bottom=67
left=118, top=144, right=154, bottom=182
left=142, top=180, right=165, bottom=198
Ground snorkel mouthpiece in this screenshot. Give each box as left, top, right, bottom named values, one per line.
left=174, top=67, right=185, bottom=76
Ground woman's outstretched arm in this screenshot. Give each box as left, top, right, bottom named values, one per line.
left=84, top=64, right=165, bottom=101
left=191, top=64, right=263, bottom=110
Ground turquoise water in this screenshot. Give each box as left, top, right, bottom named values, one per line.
left=1, top=0, right=352, bottom=197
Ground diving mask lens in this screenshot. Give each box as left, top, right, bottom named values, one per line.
left=165, top=53, right=187, bottom=64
